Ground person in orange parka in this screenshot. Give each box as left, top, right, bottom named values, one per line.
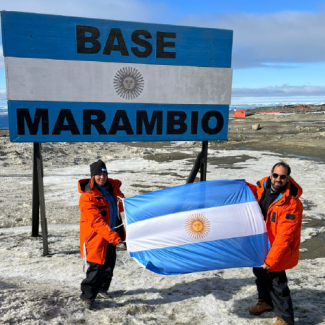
left=246, top=161, right=303, bottom=325
left=78, top=160, right=126, bottom=309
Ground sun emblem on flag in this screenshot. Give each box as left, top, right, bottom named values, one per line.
left=113, top=67, right=144, bottom=100
left=185, top=213, right=210, bottom=239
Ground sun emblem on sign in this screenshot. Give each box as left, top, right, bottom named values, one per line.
left=185, top=213, right=210, bottom=239
left=114, top=67, right=144, bottom=100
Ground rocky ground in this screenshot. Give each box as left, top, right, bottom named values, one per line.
left=0, top=105, right=325, bottom=324
left=213, top=105, right=325, bottom=160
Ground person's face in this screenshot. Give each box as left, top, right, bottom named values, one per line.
left=94, top=172, right=108, bottom=186
left=270, top=165, right=288, bottom=192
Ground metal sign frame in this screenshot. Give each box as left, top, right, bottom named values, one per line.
left=2, top=11, right=233, bottom=143
left=32, top=143, right=48, bottom=255
left=1, top=11, right=233, bottom=255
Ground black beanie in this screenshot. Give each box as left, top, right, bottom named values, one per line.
left=90, top=160, right=107, bottom=177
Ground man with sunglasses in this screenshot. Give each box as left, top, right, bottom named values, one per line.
left=247, top=161, right=303, bottom=325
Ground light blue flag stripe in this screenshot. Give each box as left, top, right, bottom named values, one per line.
left=124, top=179, right=255, bottom=225
left=1, top=11, right=233, bottom=68
left=129, top=233, right=270, bottom=275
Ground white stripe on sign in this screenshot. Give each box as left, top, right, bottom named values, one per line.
left=6, top=57, right=232, bottom=104
left=126, top=201, right=265, bottom=252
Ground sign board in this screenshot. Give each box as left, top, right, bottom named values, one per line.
left=1, top=11, right=233, bottom=142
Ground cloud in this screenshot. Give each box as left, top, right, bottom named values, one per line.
left=0, top=0, right=160, bottom=22
left=232, top=85, right=325, bottom=97
left=0, top=88, right=6, bottom=96
left=179, top=10, right=325, bottom=69
left=0, top=88, right=7, bottom=109
left=0, top=47, right=3, bottom=69
left=1, top=3, right=324, bottom=70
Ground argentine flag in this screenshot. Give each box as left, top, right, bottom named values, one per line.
left=123, top=179, right=269, bottom=275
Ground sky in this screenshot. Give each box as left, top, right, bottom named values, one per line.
left=0, top=0, right=325, bottom=107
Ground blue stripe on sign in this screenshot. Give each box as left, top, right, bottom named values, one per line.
left=129, top=233, right=270, bottom=275
left=1, top=11, right=233, bottom=68
left=124, top=179, right=256, bottom=225
left=8, top=101, right=229, bottom=142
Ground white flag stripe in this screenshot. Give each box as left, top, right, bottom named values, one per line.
left=6, top=57, right=232, bottom=104
left=126, top=201, right=266, bottom=252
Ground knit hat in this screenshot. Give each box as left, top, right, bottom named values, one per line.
left=90, top=160, right=107, bottom=177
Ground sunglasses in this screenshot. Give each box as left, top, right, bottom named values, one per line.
left=272, top=173, right=287, bottom=180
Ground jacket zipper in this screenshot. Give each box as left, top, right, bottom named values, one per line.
left=84, top=230, right=94, bottom=250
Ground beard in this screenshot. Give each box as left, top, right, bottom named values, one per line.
left=271, top=179, right=286, bottom=192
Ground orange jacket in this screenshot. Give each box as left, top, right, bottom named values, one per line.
left=78, top=178, right=126, bottom=265
left=248, top=176, right=303, bottom=272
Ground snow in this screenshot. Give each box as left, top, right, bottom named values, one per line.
left=0, top=139, right=324, bottom=324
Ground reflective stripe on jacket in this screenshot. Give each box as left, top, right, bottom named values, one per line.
left=78, top=177, right=126, bottom=265
left=248, top=176, right=303, bottom=272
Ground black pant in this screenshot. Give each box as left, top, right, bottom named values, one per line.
left=80, top=243, right=116, bottom=302
left=253, top=267, right=294, bottom=324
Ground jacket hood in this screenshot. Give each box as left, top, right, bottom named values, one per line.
left=78, top=178, right=92, bottom=194
left=286, top=176, right=303, bottom=199
left=258, top=176, right=303, bottom=199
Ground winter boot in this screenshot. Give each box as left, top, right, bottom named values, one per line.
left=98, top=291, right=111, bottom=299
left=80, top=299, right=94, bottom=310
left=272, top=317, right=289, bottom=325
left=249, top=299, right=273, bottom=315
